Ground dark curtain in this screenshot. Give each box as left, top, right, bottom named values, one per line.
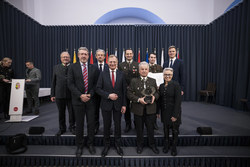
left=0, top=0, right=249, bottom=109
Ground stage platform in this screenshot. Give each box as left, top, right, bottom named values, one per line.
left=0, top=102, right=250, bottom=167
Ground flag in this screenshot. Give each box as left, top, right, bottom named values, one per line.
left=73, top=49, right=77, bottom=63
left=138, top=48, right=141, bottom=63
left=146, top=48, right=149, bottom=63
left=115, top=48, right=117, bottom=57
left=161, top=48, right=164, bottom=67
left=122, top=48, right=125, bottom=62
left=177, top=48, right=180, bottom=59
left=90, top=49, right=94, bottom=64
left=154, top=48, right=157, bottom=64
left=106, top=49, right=108, bottom=64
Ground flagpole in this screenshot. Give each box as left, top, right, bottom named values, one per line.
left=161, top=48, right=164, bottom=67
left=154, top=48, right=157, bottom=64
left=73, top=48, right=77, bottom=63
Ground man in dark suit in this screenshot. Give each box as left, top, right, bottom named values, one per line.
left=96, top=55, right=126, bottom=157
left=118, top=48, right=139, bottom=132
left=68, top=47, right=99, bottom=157
left=93, top=49, right=109, bottom=134
left=149, top=53, right=163, bottom=130
left=51, top=51, right=75, bottom=136
left=127, top=61, right=159, bottom=154
left=163, top=46, right=184, bottom=95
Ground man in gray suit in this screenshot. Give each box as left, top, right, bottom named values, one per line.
left=51, top=51, right=75, bottom=136
left=25, top=60, right=41, bottom=115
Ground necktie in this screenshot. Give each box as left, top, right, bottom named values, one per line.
left=83, top=63, right=88, bottom=94
left=112, top=70, right=115, bottom=88
left=99, top=64, right=103, bottom=72
left=143, top=78, right=146, bottom=89
left=170, top=59, right=173, bottom=68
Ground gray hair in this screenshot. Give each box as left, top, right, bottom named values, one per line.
left=139, top=61, right=149, bottom=69
left=163, top=67, right=174, bottom=73
left=60, top=51, right=70, bottom=57
left=108, top=54, right=118, bottom=62
left=78, top=47, right=89, bottom=53
left=95, top=49, right=105, bottom=55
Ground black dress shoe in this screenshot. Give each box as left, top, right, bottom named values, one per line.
left=163, top=145, right=169, bottom=153
left=34, top=110, right=39, bottom=115
left=150, top=146, right=159, bottom=154
left=69, top=128, right=76, bottom=135
left=56, top=130, right=66, bottom=136
left=154, top=122, right=159, bottom=130
left=101, top=146, right=110, bottom=157
left=136, top=147, right=143, bottom=154
left=88, top=145, right=96, bottom=154
left=115, top=146, right=124, bottom=156
left=124, top=124, right=131, bottom=133
left=75, top=146, right=83, bottom=157
left=171, top=146, right=177, bottom=156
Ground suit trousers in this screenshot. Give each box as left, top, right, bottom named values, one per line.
left=134, top=109, right=155, bottom=148
left=73, top=100, right=95, bottom=147
left=56, top=98, right=75, bottom=131
left=102, top=105, right=122, bottom=147
left=94, top=95, right=101, bottom=127
left=25, top=85, right=40, bottom=111
left=124, top=98, right=132, bottom=125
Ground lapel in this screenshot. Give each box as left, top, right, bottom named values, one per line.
left=76, top=62, right=84, bottom=83
left=172, top=58, right=178, bottom=69
left=106, top=70, right=112, bottom=87
left=166, top=59, right=170, bottom=68
left=115, top=69, right=121, bottom=88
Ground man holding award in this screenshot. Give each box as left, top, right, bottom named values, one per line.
left=127, top=61, right=159, bottom=154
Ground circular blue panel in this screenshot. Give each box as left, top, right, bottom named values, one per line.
left=95, top=7, right=165, bottom=24
left=225, top=0, right=243, bottom=13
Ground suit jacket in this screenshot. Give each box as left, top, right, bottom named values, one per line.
left=25, top=67, right=41, bottom=87
left=96, top=69, right=127, bottom=111
left=127, top=77, right=159, bottom=116
left=51, top=64, right=71, bottom=99
left=163, top=58, right=184, bottom=91
left=67, top=62, right=99, bottom=106
left=158, top=80, right=181, bottom=125
left=149, top=64, right=163, bottom=73
left=118, top=61, right=139, bottom=86
left=93, top=63, right=109, bottom=74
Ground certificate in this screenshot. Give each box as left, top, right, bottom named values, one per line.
left=148, top=72, right=164, bottom=87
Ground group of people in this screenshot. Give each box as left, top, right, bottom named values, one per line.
left=51, top=46, right=184, bottom=157
left=0, top=45, right=184, bottom=157
left=0, top=58, right=41, bottom=119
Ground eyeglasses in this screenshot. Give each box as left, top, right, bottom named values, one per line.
left=164, top=74, right=173, bottom=76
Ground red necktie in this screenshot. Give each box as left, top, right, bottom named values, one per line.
left=83, top=63, right=88, bottom=94
left=112, top=70, right=115, bottom=88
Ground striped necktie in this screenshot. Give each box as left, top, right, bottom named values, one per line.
left=82, top=63, right=88, bottom=94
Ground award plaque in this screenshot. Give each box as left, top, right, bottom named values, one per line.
left=141, top=86, right=156, bottom=103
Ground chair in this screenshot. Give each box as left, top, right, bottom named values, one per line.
left=199, top=83, right=216, bottom=103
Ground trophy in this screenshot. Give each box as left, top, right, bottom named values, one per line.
left=141, top=86, right=156, bottom=104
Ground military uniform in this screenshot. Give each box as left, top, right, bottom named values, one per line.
left=118, top=61, right=139, bottom=130
left=149, top=64, right=163, bottom=73
left=127, top=77, right=159, bottom=150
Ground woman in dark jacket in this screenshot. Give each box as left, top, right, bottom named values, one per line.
left=159, top=68, right=181, bottom=156
left=0, top=57, right=14, bottom=119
